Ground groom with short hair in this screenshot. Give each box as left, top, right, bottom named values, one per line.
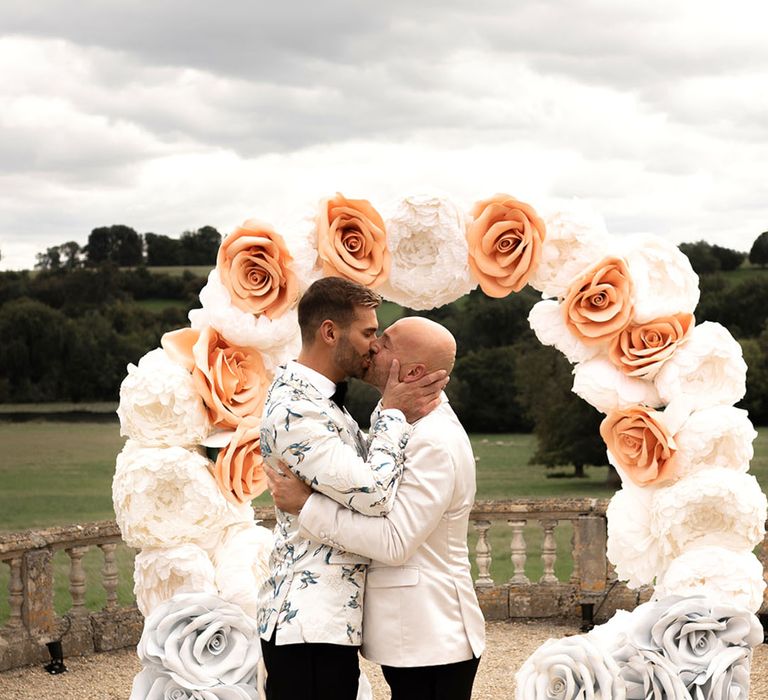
left=267, top=315, right=486, bottom=700
left=257, top=277, right=447, bottom=700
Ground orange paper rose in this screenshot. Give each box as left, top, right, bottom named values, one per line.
left=608, top=313, right=694, bottom=378
left=467, top=194, right=546, bottom=297
left=213, top=416, right=267, bottom=503
left=316, top=193, right=390, bottom=287
left=600, top=406, right=678, bottom=487
left=563, top=257, right=634, bottom=344
left=162, top=326, right=270, bottom=429
left=217, top=220, right=299, bottom=319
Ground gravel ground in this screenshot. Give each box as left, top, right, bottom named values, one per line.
left=1, top=620, right=767, bottom=699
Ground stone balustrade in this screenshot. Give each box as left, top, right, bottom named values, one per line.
left=2, top=500, right=767, bottom=672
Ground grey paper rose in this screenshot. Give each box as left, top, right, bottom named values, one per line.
left=137, top=593, right=261, bottom=690
left=130, top=666, right=258, bottom=699
left=695, top=646, right=751, bottom=700
left=613, top=646, right=690, bottom=699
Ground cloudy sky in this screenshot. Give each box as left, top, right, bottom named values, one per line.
left=1, top=0, right=767, bottom=270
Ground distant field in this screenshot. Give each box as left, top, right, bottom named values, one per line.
left=718, top=264, right=767, bottom=288
left=141, top=266, right=211, bottom=277
left=133, top=298, right=191, bottom=312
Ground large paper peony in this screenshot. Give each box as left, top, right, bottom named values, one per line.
left=655, top=321, right=747, bottom=411
left=377, top=195, right=476, bottom=310
left=316, top=193, right=389, bottom=287
left=189, top=270, right=301, bottom=372
left=572, top=357, right=662, bottom=415
left=528, top=299, right=601, bottom=365
left=137, top=592, right=261, bottom=690
left=213, top=417, right=268, bottom=504
left=112, top=441, right=252, bottom=549
left=654, top=546, right=767, bottom=614
left=515, top=634, right=626, bottom=699
left=162, top=326, right=271, bottom=430
left=563, top=256, right=634, bottom=345
left=650, top=468, right=767, bottom=559
left=466, top=194, right=545, bottom=297
left=216, top=220, right=299, bottom=319
left=117, top=348, right=211, bottom=447
left=133, top=544, right=217, bottom=617
left=600, top=406, right=678, bottom=487
left=209, top=521, right=274, bottom=619
left=528, top=201, right=612, bottom=299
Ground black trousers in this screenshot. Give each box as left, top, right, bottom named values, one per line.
left=381, top=656, right=481, bottom=700
left=260, top=632, right=360, bottom=700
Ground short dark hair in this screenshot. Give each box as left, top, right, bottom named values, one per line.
left=298, top=277, right=381, bottom=344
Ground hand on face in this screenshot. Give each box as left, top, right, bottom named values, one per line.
left=265, top=462, right=313, bottom=515
left=379, top=358, right=448, bottom=423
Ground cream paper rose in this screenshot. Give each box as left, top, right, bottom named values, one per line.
left=376, top=195, right=476, bottom=310
left=162, top=326, right=271, bottom=430
left=674, top=406, right=756, bottom=478
left=650, top=468, right=767, bottom=560
left=606, top=487, right=666, bottom=588
left=622, top=234, right=700, bottom=324
left=467, top=194, right=546, bottom=296
left=189, top=270, right=301, bottom=372
left=316, top=193, right=389, bottom=287
left=137, top=592, right=261, bottom=690
left=528, top=201, right=612, bottom=299
left=209, top=521, right=274, bottom=619
left=572, top=358, right=662, bottom=415
left=600, top=406, right=678, bottom=487
left=117, top=348, right=211, bottom=447
left=654, top=546, right=767, bottom=614
left=213, top=417, right=267, bottom=504
left=514, top=635, right=626, bottom=700
left=130, top=668, right=258, bottom=700
left=112, top=441, right=252, bottom=549
left=528, top=300, right=601, bottom=364
left=655, top=321, right=747, bottom=411
left=133, top=544, right=217, bottom=617
left=608, top=313, right=694, bottom=379
left=216, top=220, right=299, bottom=319
left=563, top=256, right=634, bottom=345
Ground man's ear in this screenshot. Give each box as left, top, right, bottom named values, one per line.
left=403, top=363, right=426, bottom=383
left=318, top=320, right=337, bottom=346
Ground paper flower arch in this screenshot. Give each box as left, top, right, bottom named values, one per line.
left=113, top=192, right=766, bottom=699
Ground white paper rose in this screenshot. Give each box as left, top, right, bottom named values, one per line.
left=113, top=441, right=252, bottom=549
left=572, top=357, right=662, bottom=415
left=134, top=544, right=217, bottom=617
left=376, top=195, right=476, bottom=310
left=655, top=322, right=747, bottom=411
left=188, top=270, right=301, bottom=372
left=695, top=646, right=751, bottom=700
left=606, top=487, right=666, bottom=588
left=654, top=546, right=766, bottom=613
left=118, top=348, right=211, bottom=447
left=137, top=592, right=262, bottom=690
left=613, top=646, right=690, bottom=700
left=622, top=234, right=700, bottom=323
left=209, top=521, right=274, bottom=619
left=528, top=299, right=601, bottom=364
left=514, top=635, right=626, bottom=699
left=674, top=406, right=756, bottom=478
left=130, top=667, right=258, bottom=700
left=650, top=469, right=767, bottom=559
left=528, top=201, right=612, bottom=299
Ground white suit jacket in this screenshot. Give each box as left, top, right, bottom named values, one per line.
left=298, top=395, right=486, bottom=667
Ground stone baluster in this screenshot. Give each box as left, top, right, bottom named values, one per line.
left=473, top=520, right=493, bottom=587
left=99, top=543, right=119, bottom=610
left=7, top=558, right=23, bottom=628
left=508, top=519, right=529, bottom=585
left=539, top=519, right=558, bottom=584
left=570, top=521, right=581, bottom=585
left=66, top=545, right=89, bottom=618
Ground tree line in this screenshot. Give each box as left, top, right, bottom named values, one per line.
left=34, top=225, right=222, bottom=270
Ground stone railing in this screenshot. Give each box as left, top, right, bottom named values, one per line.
left=2, top=500, right=767, bottom=671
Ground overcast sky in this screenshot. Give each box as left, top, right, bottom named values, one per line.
left=2, top=0, right=767, bottom=270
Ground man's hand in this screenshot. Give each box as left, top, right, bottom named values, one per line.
left=380, top=359, right=448, bottom=423
left=265, top=462, right=313, bottom=515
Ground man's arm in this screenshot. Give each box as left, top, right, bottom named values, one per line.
left=268, top=435, right=455, bottom=566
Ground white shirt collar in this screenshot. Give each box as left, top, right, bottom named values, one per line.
left=287, top=360, right=337, bottom=399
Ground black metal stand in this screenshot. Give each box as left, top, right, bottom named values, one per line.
left=44, top=640, right=68, bottom=675
left=580, top=603, right=595, bottom=632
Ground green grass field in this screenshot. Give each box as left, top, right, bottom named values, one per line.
left=1, top=421, right=766, bottom=621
